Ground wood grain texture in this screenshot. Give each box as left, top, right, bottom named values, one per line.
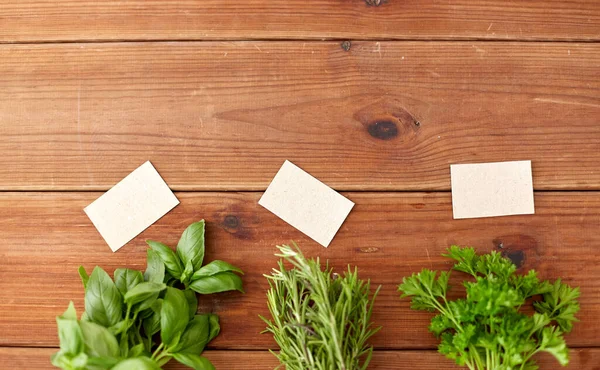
left=0, top=192, right=599, bottom=349
left=2, top=348, right=600, bottom=370
left=1, top=42, right=599, bottom=191
left=0, top=1, right=599, bottom=42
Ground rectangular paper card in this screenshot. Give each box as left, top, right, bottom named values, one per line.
left=450, top=160, right=534, bottom=219
left=259, top=160, right=354, bottom=247
left=84, top=161, right=179, bottom=252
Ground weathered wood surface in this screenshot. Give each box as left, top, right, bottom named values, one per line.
left=1, top=42, right=599, bottom=191
left=0, top=192, right=598, bottom=349
left=1, top=348, right=600, bottom=370
left=1, top=1, right=599, bottom=43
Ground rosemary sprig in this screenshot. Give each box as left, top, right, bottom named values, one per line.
left=261, top=244, right=381, bottom=370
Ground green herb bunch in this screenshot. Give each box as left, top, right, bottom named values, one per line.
left=52, top=220, right=244, bottom=370
left=262, top=244, right=381, bottom=370
left=399, top=246, right=580, bottom=370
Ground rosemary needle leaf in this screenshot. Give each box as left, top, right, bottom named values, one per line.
left=263, top=244, right=380, bottom=370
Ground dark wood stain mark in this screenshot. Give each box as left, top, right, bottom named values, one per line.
left=354, top=99, right=421, bottom=142
left=412, top=203, right=426, bottom=209
left=493, top=234, right=538, bottom=269
left=341, top=41, right=351, bottom=51
left=223, top=215, right=239, bottom=229
left=367, top=121, right=398, bottom=140
left=215, top=208, right=254, bottom=241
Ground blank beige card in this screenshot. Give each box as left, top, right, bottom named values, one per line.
left=450, top=160, right=534, bottom=219
left=84, top=161, right=179, bottom=252
left=259, top=160, right=354, bottom=248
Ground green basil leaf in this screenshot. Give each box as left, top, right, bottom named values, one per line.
left=124, top=282, right=166, bottom=306
left=191, top=260, right=244, bottom=281
left=173, top=353, right=215, bottom=370
left=143, top=299, right=163, bottom=337
left=80, top=311, right=89, bottom=322
left=145, top=249, right=165, bottom=284
left=181, top=260, right=194, bottom=286
left=114, top=268, right=144, bottom=296
left=189, top=272, right=244, bottom=295
left=171, top=314, right=209, bottom=354
left=147, top=240, right=183, bottom=279
left=70, top=352, right=89, bottom=368
left=85, top=267, right=123, bottom=327
left=176, top=220, right=206, bottom=271
left=134, top=292, right=160, bottom=314
left=207, top=314, right=220, bottom=343
left=156, top=356, right=173, bottom=367
left=183, top=289, right=198, bottom=320
left=161, top=287, right=190, bottom=347
left=108, top=320, right=128, bottom=335
left=56, top=302, right=84, bottom=355
left=128, top=343, right=146, bottom=358
left=50, top=351, right=69, bottom=368
left=86, top=356, right=119, bottom=369
left=78, top=266, right=89, bottom=290
left=79, top=320, right=119, bottom=358
left=119, top=332, right=129, bottom=358
left=112, top=357, right=161, bottom=370
left=62, top=301, right=78, bottom=320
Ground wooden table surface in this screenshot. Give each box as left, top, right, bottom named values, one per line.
left=1, top=1, right=599, bottom=369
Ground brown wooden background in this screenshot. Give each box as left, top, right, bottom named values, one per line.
left=0, top=1, right=599, bottom=369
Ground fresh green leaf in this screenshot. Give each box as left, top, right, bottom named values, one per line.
left=143, top=299, right=163, bottom=338
left=114, top=268, right=144, bottom=296
left=86, top=356, right=119, bottom=369
left=399, top=246, right=580, bottom=370
left=146, top=240, right=184, bottom=279
left=134, top=292, right=160, bottom=314
left=108, top=320, right=128, bottom=336
left=176, top=220, right=206, bottom=271
left=56, top=302, right=84, bottom=355
left=70, top=352, right=89, bottom=368
left=183, top=289, right=198, bottom=320
left=171, top=314, right=210, bottom=354
left=207, top=314, right=220, bottom=343
left=173, top=353, right=215, bottom=370
left=189, top=272, right=244, bottom=294
left=123, top=282, right=166, bottom=306
left=181, top=260, right=194, bottom=286
left=119, top=331, right=129, bottom=358
left=161, top=287, right=190, bottom=347
left=540, top=327, right=569, bottom=366
left=85, top=267, right=123, bottom=327
left=145, top=249, right=166, bottom=284
left=129, top=343, right=147, bottom=358
left=111, top=357, right=161, bottom=370
left=79, top=320, right=120, bottom=358
left=156, top=356, right=173, bottom=367
left=78, top=266, right=89, bottom=290
left=191, top=260, right=244, bottom=281
left=264, top=244, right=380, bottom=370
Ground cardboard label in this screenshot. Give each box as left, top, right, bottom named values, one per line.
left=259, top=160, right=354, bottom=247
left=84, top=161, right=179, bottom=252
left=451, top=160, right=535, bottom=219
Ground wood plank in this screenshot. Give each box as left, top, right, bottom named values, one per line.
left=1, top=42, right=599, bottom=191
left=0, top=1, right=599, bottom=42
left=0, top=192, right=599, bottom=349
left=2, top=348, right=600, bottom=370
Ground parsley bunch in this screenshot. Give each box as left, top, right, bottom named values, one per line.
left=52, top=220, right=244, bottom=370
left=262, top=244, right=381, bottom=370
left=399, top=246, right=580, bottom=370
